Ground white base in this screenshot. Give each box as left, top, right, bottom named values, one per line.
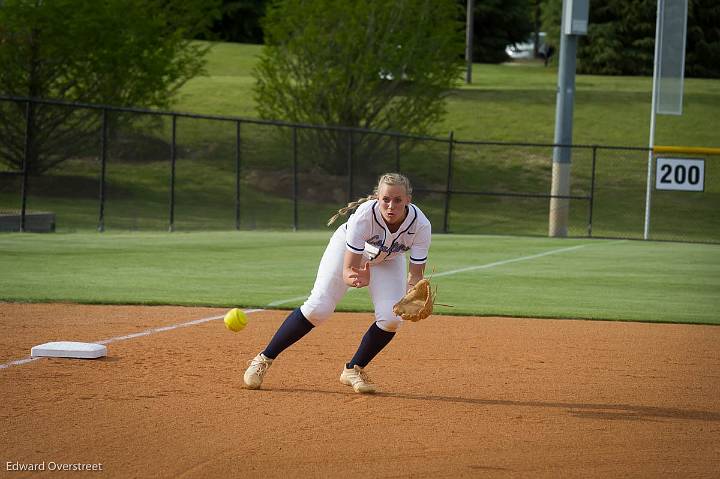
left=31, top=341, right=107, bottom=359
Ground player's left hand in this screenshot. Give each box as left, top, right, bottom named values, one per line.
left=349, top=263, right=370, bottom=288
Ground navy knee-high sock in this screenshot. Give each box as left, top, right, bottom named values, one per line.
left=347, top=322, right=396, bottom=369
left=262, top=308, right=314, bottom=359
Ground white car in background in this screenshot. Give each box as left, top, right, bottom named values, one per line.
left=505, top=32, right=548, bottom=60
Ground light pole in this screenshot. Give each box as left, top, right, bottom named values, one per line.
left=548, top=0, right=588, bottom=237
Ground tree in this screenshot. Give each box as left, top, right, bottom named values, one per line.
left=686, top=0, right=720, bottom=78
left=198, top=0, right=266, bottom=44
left=579, top=0, right=655, bottom=76
left=541, top=0, right=720, bottom=78
left=467, top=0, right=534, bottom=63
left=253, top=0, right=464, bottom=174
left=0, top=0, right=221, bottom=173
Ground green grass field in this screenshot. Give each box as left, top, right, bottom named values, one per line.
left=177, top=42, right=720, bottom=147
left=1, top=231, right=718, bottom=324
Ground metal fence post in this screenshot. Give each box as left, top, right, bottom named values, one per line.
left=587, top=146, right=598, bottom=237
left=395, top=136, right=401, bottom=172
left=292, top=127, right=299, bottom=231
left=347, top=131, right=354, bottom=201
left=443, top=131, right=454, bottom=234
left=235, top=120, right=241, bottom=230
left=20, top=100, right=33, bottom=233
left=169, top=115, right=177, bottom=232
left=98, top=108, right=108, bottom=232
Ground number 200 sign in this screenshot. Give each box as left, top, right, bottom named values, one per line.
left=655, top=158, right=705, bottom=192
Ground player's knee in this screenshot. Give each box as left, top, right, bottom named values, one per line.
left=300, top=303, right=334, bottom=326
left=375, top=304, right=402, bottom=332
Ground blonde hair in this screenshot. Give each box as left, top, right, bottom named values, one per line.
left=326, top=173, right=412, bottom=226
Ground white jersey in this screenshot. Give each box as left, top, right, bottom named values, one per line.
left=343, top=200, right=431, bottom=266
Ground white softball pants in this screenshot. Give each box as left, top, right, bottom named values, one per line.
left=300, top=225, right=407, bottom=332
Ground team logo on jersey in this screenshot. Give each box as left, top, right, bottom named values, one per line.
left=367, top=235, right=410, bottom=254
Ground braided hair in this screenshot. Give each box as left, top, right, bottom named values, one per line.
left=326, top=173, right=412, bottom=226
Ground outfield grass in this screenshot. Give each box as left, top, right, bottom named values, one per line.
left=178, top=42, right=720, bottom=148
left=1, top=231, right=718, bottom=324
left=177, top=43, right=261, bottom=118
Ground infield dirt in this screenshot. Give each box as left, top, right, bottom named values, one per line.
left=1, top=303, right=719, bottom=478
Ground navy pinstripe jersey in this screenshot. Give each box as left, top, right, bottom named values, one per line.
left=344, top=200, right=431, bottom=265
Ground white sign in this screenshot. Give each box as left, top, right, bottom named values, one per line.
left=656, top=0, right=688, bottom=115
left=563, top=0, right=589, bottom=35
left=655, top=157, right=705, bottom=191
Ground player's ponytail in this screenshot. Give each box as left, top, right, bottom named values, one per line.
left=326, top=195, right=376, bottom=226
left=326, top=172, right=413, bottom=226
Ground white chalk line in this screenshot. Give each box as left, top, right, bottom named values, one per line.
left=0, top=308, right=265, bottom=370
left=1, top=241, right=617, bottom=370
left=0, top=357, right=42, bottom=369
left=257, top=242, right=608, bottom=306
left=266, top=296, right=306, bottom=307
left=433, top=244, right=589, bottom=277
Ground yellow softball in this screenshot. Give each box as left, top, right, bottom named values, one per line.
left=223, top=308, right=248, bottom=332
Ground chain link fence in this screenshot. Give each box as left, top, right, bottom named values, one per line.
left=1, top=96, right=717, bottom=243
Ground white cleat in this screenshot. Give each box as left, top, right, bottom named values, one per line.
left=340, top=365, right=376, bottom=394
left=244, top=353, right=273, bottom=389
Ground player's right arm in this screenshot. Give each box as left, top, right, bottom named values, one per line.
left=343, top=200, right=373, bottom=288
left=343, top=251, right=369, bottom=288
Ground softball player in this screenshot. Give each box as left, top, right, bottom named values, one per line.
left=244, top=173, right=431, bottom=393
